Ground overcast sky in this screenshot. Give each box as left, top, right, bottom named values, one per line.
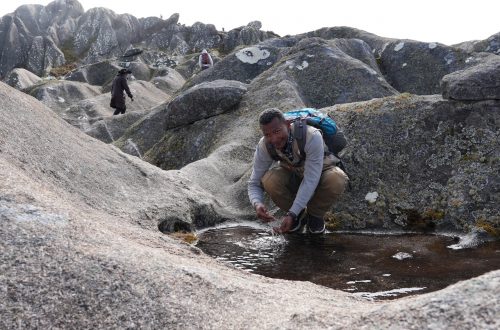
left=1, top=0, right=498, bottom=45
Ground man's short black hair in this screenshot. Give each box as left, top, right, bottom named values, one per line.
left=259, top=108, right=285, bottom=125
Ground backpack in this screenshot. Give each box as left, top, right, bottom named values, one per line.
left=201, top=52, right=210, bottom=65
left=284, top=108, right=347, bottom=159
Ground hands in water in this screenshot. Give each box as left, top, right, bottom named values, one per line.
left=254, top=203, right=294, bottom=233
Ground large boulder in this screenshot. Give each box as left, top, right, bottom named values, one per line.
left=84, top=111, right=147, bottom=144
left=140, top=13, right=190, bottom=54
left=297, top=26, right=393, bottom=55
left=326, top=94, right=500, bottom=234
left=224, top=37, right=396, bottom=110
left=0, top=0, right=83, bottom=78
left=378, top=40, right=471, bottom=94
left=441, top=54, right=500, bottom=100
left=4, top=2, right=137, bottom=79
left=150, top=67, right=186, bottom=94
left=26, top=80, right=102, bottom=113
left=0, top=79, right=225, bottom=233
left=65, top=60, right=122, bottom=86
left=114, top=80, right=247, bottom=162
left=2, top=68, right=41, bottom=90
left=454, top=32, right=500, bottom=55
left=188, top=22, right=222, bottom=51
left=220, top=21, right=279, bottom=54
left=39, top=0, right=83, bottom=44
left=183, top=44, right=285, bottom=88
left=282, top=38, right=397, bottom=107
left=0, top=15, right=33, bottom=78
left=25, top=35, right=65, bottom=76
left=72, top=8, right=142, bottom=63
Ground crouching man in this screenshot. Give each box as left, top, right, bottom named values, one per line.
left=247, top=108, right=348, bottom=234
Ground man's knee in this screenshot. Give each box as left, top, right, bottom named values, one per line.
left=321, top=167, right=348, bottom=196
left=261, top=168, right=290, bottom=196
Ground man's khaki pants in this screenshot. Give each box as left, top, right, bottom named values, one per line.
left=261, top=165, right=348, bottom=218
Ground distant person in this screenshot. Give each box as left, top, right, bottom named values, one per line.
left=198, top=49, right=214, bottom=70
left=248, top=108, right=348, bottom=234
left=110, top=68, right=133, bottom=115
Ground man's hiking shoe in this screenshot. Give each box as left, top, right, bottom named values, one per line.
left=289, top=210, right=307, bottom=233
left=307, top=215, right=325, bottom=234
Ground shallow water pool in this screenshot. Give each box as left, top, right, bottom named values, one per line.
left=196, top=223, right=500, bottom=300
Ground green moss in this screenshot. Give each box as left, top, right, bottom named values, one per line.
left=170, top=232, right=198, bottom=244
left=476, top=220, right=500, bottom=237
left=324, top=211, right=342, bottom=230
left=49, top=63, right=77, bottom=77
left=422, top=208, right=445, bottom=221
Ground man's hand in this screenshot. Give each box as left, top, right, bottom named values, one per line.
left=274, top=215, right=294, bottom=233
left=254, top=203, right=275, bottom=222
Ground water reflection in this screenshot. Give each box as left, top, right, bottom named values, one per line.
left=196, top=223, right=500, bottom=300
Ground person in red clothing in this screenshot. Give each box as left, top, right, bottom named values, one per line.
left=198, top=49, right=214, bottom=70
left=110, top=68, right=134, bottom=115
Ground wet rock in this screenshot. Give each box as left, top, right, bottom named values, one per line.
left=447, top=227, right=491, bottom=250
left=392, top=252, right=413, bottom=260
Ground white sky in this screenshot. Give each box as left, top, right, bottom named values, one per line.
left=1, top=0, right=499, bottom=45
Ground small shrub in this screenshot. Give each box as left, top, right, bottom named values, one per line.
left=50, top=63, right=77, bottom=78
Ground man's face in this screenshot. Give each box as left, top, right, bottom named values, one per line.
left=261, top=117, right=289, bottom=151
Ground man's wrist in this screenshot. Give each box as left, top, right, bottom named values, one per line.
left=286, top=211, right=297, bottom=220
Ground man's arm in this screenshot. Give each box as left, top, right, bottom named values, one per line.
left=122, top=78, right=133, bottom=99
left=288, top=130, right=324, bottom=215
left=247, top=138, right=273, bottom=207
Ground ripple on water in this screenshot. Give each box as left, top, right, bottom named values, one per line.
left=196, top=225, right=500, bottom=300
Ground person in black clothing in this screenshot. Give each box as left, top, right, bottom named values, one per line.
left=110, top=68, right=134, bottom=115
